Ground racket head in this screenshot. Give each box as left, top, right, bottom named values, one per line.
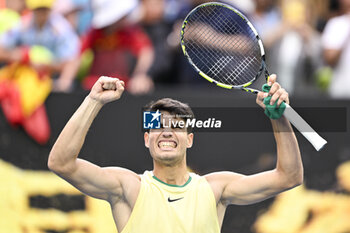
left=180, top=2, right=267, bottom=90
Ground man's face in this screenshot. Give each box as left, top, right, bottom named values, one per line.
left=33, top=8, right=51, bottom=28
left=340, top=0, right=350, bottom=10
left=144, top=112, right=193, bottom=165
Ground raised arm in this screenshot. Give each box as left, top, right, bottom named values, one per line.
left=207, top=75, right=303, bottom=206
left=48, top=76, right=139, bottom=202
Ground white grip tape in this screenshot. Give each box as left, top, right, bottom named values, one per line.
left=283, top=103, right=327, bottom=151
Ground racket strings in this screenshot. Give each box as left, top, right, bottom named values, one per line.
left=183, top=4, right=261, bottom=86
left=205, top=8, right=260, bottom=84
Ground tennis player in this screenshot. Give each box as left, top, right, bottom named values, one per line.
left=48, top=75, right=303, bottom=233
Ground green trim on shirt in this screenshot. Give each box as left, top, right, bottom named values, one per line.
left=152, top=175, right=192, bottom=188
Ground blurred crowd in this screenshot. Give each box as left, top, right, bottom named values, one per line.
left=0, top=0, right=349, bottom=143
left=0, top=0, right=349, bottom=95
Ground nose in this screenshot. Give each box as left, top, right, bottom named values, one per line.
left=161, top=129, right=173, bottom=137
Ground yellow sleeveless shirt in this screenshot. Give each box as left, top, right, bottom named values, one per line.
left=121, top=171, right=220, bottom=233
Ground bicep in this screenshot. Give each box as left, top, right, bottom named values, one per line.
left=54, top=158, right=136, bottom=201
left=213, top=170, right=291, bottom=206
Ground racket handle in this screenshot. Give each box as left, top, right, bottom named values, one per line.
left=283, top=103, right=327, bottom=151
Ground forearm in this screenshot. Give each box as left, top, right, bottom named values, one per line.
left=59, top=59, right=80, bottom=80
left=271, top=116, right=303, bottom=186
left=0, top=47, right=9, bottom=61
left=0, top=46, right=23, bottom=63
left=54, top=59, right=81, bottom=92
left=48, top=96, right=103, bottom=173
left=323, top=49, right=342, bottom=67
left=132, top=47, right=154, bottom=76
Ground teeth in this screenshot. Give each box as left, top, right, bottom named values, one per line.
left=159, top=141, right=176, bottom=148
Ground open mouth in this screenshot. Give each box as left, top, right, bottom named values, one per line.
left=158, top=140, right=177, bottom=150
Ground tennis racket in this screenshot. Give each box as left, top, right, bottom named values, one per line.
left=180, top=2, right=327, bottom=151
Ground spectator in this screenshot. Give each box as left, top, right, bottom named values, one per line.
left=0, top=0, right=80, bottom=144
left=54, top=0, right=83, bottom=34
left=72, top=0, right=93, bottom=36
left=165, top=0, right=221, bottom=85
left=0, top=0, right=80, bottom=92
left=53, top=0, right=92, bottom=36
left=166, top=0, right=255, bottom=86
left=81, top=0, right=154, bottom=95
left=322, top=0, right=350, bottom=98
left=137, top=0, right=175, bottom=84
left=250, top=0, right=322, bottom=96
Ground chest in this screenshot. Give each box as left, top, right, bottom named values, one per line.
left=20, top=27, right=58, bottom=51
left=92, top=31, right=132, bottom=52
left=130, top=182, right=219, bottom=232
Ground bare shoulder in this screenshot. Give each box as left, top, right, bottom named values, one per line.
left=204, top=171, right=244, bottom=203
left=104, top=166, right=141, bottom=182
left=205, top=171, right=244, bottom=185
left=103, top=167, right=141, bottom=206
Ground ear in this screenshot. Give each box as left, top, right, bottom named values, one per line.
left=187, top=133, right=194, bottom=148
left=144, top=132, right=150, bottom=148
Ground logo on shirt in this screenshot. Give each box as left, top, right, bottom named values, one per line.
left=168, top=197, right=184, bottom=202
left=143, top=110, right=161, bottom=129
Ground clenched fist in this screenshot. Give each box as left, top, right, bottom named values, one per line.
left=88, top=76, right=125, bottom=105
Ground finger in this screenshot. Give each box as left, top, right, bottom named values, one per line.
left=270, top=88, right=285, bottom=106
left=116, top=80, right=125, bottom=93
left=256, top=91, right=267, bottom=102
left=267, top=74, right=277, bottom=86
left=100, top=76, right=119, bottom=90
left=99, top=75, right=118, bottom=82
left=268, top=82, right=281, bottom=96
left=119, top=80, right=125, bottom=87
left=102, top=82, right=116, bottom=90
left=277, top=92, right=289, bottom=106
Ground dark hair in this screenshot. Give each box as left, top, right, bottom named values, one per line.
left=144, top=98, right=194, bottom=133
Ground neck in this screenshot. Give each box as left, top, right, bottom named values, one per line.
left=153, top=159, right=190, bottom=186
